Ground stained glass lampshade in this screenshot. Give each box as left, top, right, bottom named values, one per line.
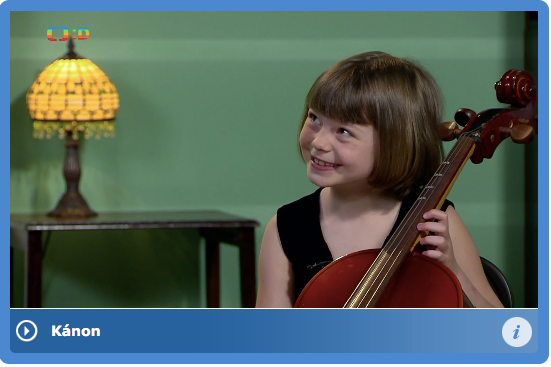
left=26, top=39, right=120, bottom=218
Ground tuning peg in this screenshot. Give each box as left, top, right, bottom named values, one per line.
left=441, top=121, right=462, bottom=141
left=454, top=108, right=476, bottom=127
left=519, top=115, right=538, bottom=134
left=499, top=124, right=535, bottom=144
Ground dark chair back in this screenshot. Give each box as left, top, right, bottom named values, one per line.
left=480, top=256, right=513, bottom=308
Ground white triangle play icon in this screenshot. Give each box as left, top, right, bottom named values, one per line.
left=16, top=320, right=38, bottom=342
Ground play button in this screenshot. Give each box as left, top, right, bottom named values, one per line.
left=16, top=320, right=38, bottom=342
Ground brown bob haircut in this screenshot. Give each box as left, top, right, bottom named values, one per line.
left=298, top=51, right=444, bottom=200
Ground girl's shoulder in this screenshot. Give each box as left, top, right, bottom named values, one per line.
left=277, top=187, right=322, bottom=214
left=442, top=198, right=455, bottom=212
left=276, top=188, right=322, bottom=238
left=276, top=187, right=326, bottom=262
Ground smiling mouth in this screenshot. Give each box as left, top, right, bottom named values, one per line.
left=312, top=157, right=337, bottom=167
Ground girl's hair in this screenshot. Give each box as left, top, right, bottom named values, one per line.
left=298, top=51, right=444, bottom=200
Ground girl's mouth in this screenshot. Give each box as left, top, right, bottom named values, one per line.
left=311, top=157, right=339, bottom=170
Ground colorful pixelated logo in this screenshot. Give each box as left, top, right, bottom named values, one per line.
left=47, top=27, right=90, bottom=41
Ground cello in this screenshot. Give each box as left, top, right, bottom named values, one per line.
left=295, top=69, right=538, bottom=308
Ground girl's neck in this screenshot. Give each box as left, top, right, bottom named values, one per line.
left=322, top=184, right=401, bottom=218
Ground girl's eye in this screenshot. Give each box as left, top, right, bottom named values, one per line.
left=337, top=128, right=352, bottom=136
left=308, top=112, right=320, bottom=125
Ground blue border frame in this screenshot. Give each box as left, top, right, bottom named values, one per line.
left=3, top=1, right=549, bottom=364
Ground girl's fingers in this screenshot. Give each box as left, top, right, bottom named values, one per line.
left=417, top=222, right=446, bottom=233
left=422, top=249, right=444, bottom=260
left=422, top=209, right=448, bottom=222
left=418, top=209, right=453, bottom=265
left=419, top=235, right=447, bottom=248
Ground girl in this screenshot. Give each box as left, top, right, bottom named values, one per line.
left=256, top=51, right=504, bottom=308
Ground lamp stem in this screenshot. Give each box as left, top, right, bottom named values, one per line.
left=47, top=132, right=97, bottom=218
left=64, top=134, right=81, bottom=193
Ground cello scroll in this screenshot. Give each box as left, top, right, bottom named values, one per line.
left=440, top=69, right=537, bottom=164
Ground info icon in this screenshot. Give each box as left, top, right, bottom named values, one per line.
left=16, top=320, right=38, bottom=342
left=502, top=317, right=532, bottom=347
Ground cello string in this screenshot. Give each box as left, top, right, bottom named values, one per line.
left=353, top=126, right=483, bottom=307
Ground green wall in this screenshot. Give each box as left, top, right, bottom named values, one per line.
left=10, top=11, right=533, bottom=308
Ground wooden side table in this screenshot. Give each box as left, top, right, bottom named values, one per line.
left=10, top=211, right=259, bottom=308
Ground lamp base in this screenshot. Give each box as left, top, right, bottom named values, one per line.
left=47, top=191, right=97, bottom=218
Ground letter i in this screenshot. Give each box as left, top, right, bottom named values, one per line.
left=513, top=325, right=520, bottom=339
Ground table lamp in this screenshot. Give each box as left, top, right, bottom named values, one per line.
left=26, top=39, right=119, bottom=218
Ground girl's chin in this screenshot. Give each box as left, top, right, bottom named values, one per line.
left=307, top=170, right=336, bottom=187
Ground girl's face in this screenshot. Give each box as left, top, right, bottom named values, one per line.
left=299, top=109, right=379, bottom=190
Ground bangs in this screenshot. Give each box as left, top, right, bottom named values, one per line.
left=305, top=66, right=372, bottom=126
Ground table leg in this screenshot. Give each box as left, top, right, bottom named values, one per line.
left=26, top=231, right=42, bottom=308
left=239, top=228, right=257, bottom=308
left=205, top=238, right=220, bottom=308
left=200, top=227, right=257, bottom=308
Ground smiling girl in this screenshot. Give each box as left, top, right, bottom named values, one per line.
left=255, top=51, right=503, bottom=308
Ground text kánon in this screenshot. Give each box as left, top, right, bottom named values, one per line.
left=52, top=324, right=100, bottom=337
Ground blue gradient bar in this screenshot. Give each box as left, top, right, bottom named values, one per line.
left=7, top=309, right=541, bottom=360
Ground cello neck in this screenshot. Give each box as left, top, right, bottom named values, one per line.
left=343, top=135, right=476, bottom=308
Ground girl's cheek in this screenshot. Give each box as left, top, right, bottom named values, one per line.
left=299, top=144, right=311, bottom=164
left=299, top=129, right=310, bottom=150
left=301, top=151, right=310, bottom=163
left=299, top=139, right=310, bottom=158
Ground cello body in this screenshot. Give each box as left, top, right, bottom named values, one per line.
left=295, top=249, right=463, bottom=308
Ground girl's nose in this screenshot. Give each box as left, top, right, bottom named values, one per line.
left=311, top=131, right=331, bottom=151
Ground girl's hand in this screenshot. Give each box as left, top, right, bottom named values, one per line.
left=417, top=209, right=459, bottom=272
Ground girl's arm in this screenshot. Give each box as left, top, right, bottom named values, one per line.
left=445, top=206, right=504, bottom=308
left=420, top=206, right=504, bottom=308
left=255, top=215, right=295, bottom=308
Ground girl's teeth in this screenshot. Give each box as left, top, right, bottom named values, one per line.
left=314, top=158, right=334, bottom=167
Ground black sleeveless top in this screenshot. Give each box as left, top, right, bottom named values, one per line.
left=277, top=188, right=454, bottom=301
